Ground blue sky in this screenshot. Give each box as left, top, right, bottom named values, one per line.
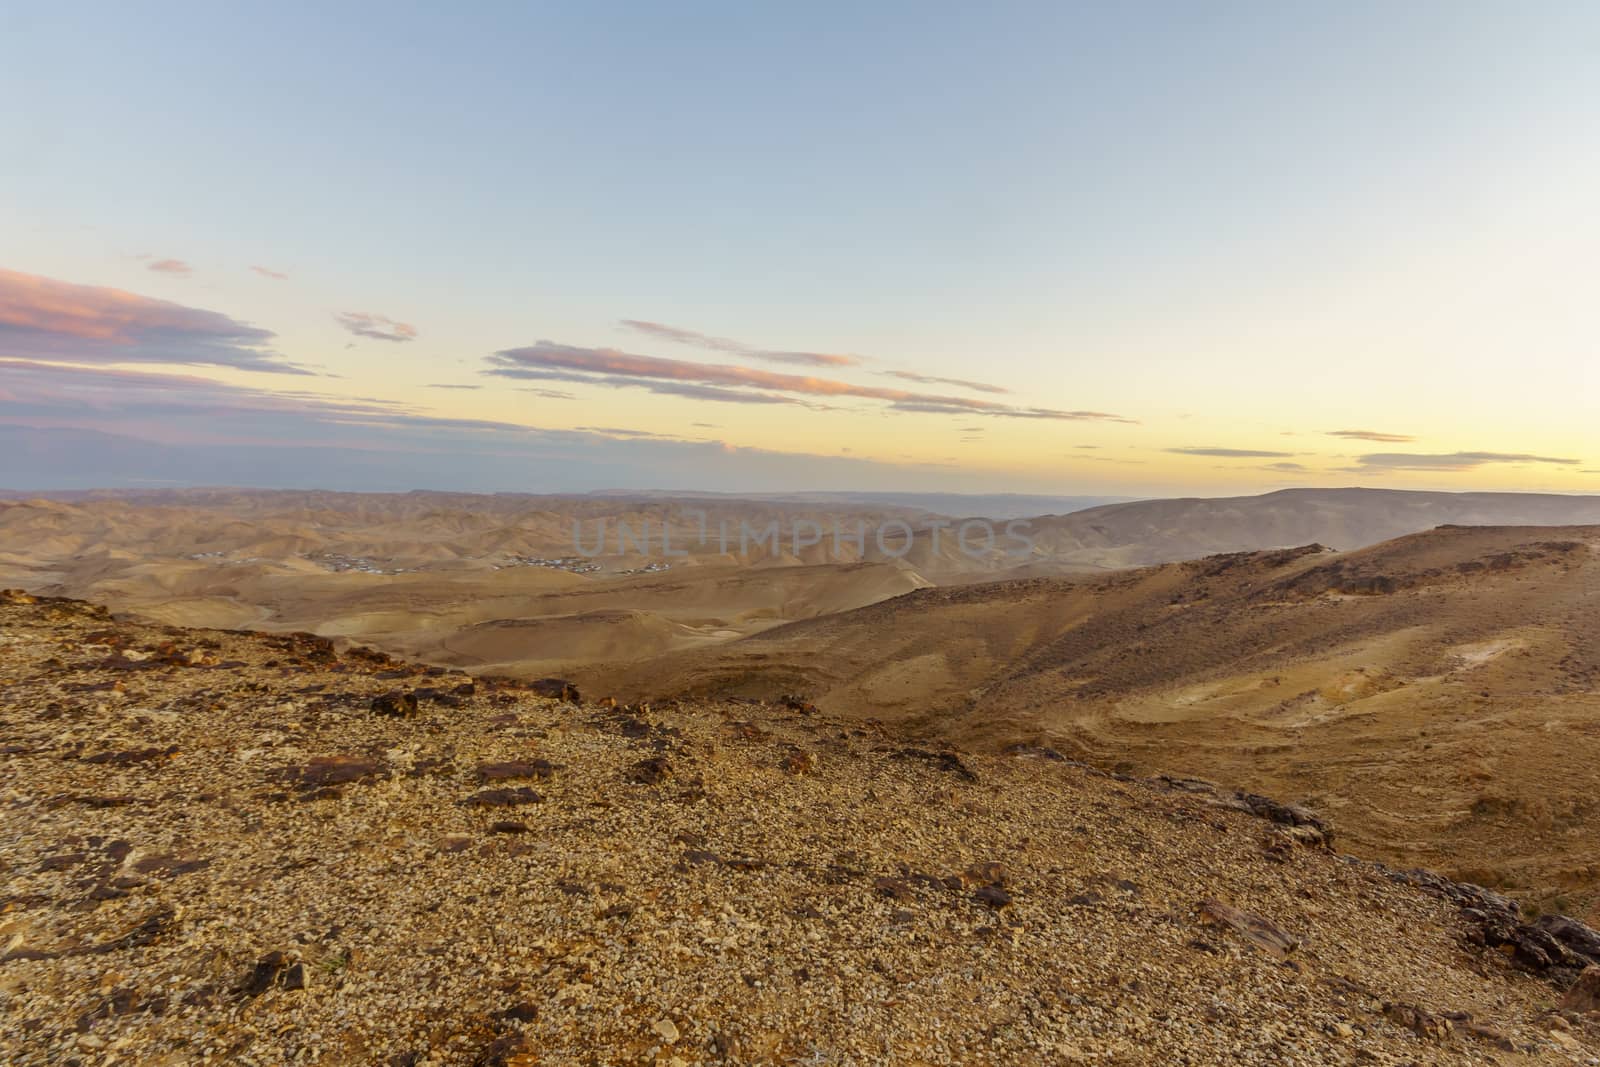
left=2, top=2, right=1597, bottom=493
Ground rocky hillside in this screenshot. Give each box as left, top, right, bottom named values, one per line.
left=601, top=526, right=1600, bottom=920
left=4, top=589, right=1600, bottom=1065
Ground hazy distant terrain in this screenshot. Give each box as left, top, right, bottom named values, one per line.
left=0, top=490, right=950, bottom=673
left=571, top=487, right=1133, bottom=520
left=4, top=486, right=1600, bottom=676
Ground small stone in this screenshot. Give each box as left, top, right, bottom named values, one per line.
left=960, top=861, right=1007, bottom=888
left=1561, top=964, right=1600, bottom=1013
left=1382, top=1002, right=1452, bottom=1042
left=497, top=1001, right=538, bottom=1023
left=371, top=690, right=419, bottom=717
left=1463, top=1022, right=1518, bottom=1052
left=780, top=750, right=816, bottom=775
left=280, top=962, right=308, bottom=991
left=1549, top=1028, right=1582, bottom=1051
left=1198, top=899, right=1298, bottom=960
left=631, top=757, right=672, bottom=785
left=239, top=951, right=305, bottom=997
left=652, top=1017, right=680, bottom=1043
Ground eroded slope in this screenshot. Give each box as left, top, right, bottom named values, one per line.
left=599, top=527, right=1600, bottom=916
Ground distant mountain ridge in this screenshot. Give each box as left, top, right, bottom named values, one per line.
left=1007, top=487, right=1600, bottom=568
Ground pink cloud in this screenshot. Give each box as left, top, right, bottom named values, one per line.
left=336, top=311, right=417, bottom=342
left=0, top=268, right=307, bottom=374
left=250, top=265, right=289, bottom=281
left=147, top=259, right=192, bottom=276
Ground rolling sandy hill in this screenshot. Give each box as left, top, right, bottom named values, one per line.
left=0, top=493, right=950, bottom=671
left=5, top=589, right=1600, bottom=1064
left=598, top=526, right=1600, bottom=918
left=5, top=487, right=1600, bottom=649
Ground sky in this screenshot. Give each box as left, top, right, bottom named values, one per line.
left=2, top=1, right=1598, bottom=496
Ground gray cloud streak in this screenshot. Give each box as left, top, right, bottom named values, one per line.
left=1167, top=447, right=1296, bottom=458
left=336, top=311, right=417, bottom=343
left=620, top=319, right=860, bottom=368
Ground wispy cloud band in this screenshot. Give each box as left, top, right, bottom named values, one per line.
left=1352, top=451, right=1581, bottom=471
left=486, top=341, right=1129, bottom=421
left=1328, top=429, right=1414, bottom=443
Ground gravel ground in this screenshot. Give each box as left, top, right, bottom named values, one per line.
left=2, top=590, right=1598, bottom=1066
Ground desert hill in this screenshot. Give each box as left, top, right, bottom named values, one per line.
left=4, top=588, right=1600, bottom=1064
left=1003, top=488, right=1600, bottom=569
left=597, top=525, right=1600, bottom=918
left=6, top=489, right=1600, bottom=916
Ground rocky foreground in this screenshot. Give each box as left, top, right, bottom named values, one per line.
left=4, top=591, right=1600, bottom=1065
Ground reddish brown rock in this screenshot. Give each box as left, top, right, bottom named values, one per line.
left=462, top=787, right=542, bottom=807
left=973, top=885, right=1013, bottom=909
left=630, top=757, right=672, bottom=785
left=476, top=759, right=557, bottom=782
left=780, top=750, right=816, bottom=775
left=873, top=877, right=914, bottom=902
left=284, top=755, right=385, bottom=792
